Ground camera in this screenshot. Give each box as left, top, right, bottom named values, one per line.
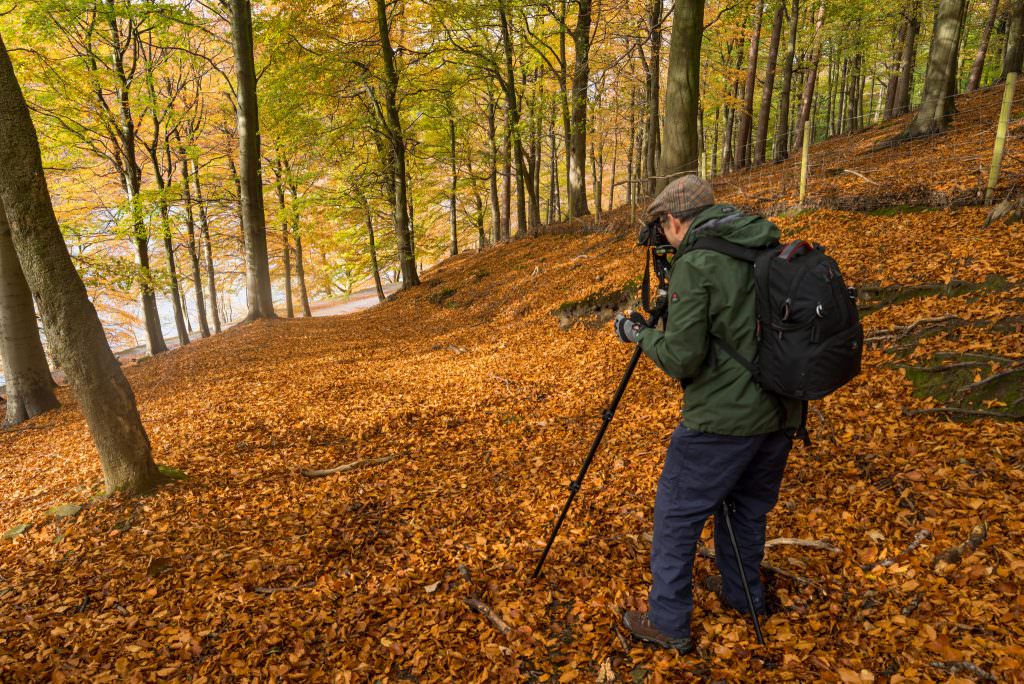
left=638, top=217, right=668, bottom=248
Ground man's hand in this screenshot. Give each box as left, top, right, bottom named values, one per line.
left=614, top=311, right=649, bottom=344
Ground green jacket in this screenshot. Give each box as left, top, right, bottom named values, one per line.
left=637, top=204, right=802, bottom=436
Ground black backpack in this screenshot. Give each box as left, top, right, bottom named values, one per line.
left=685, top=235, right=863, bottom=440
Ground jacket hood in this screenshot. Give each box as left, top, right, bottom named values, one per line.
left=680, top=204, right=780, bottom=250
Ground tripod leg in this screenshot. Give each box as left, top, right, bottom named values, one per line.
left=720, top=500, right=766, bottom=645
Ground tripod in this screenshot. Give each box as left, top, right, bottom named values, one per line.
left=530, top=311, right=768, bottom=644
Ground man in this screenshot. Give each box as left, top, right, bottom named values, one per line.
left=613, top=175, right=801, bottom=654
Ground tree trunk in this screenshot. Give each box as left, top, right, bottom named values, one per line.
left=547, top=105, right=559, bottom=223
left=450, top=117, right=459, bottom=256
left=179, top=142, right=211, bottom=337
left=1003, top=0, right=1024, bottom=79
left=645, top=0, right=663, bottom=195
left=885, top=21, right=908, bottom=117
left=374, top=0, right=418, bottom=286
left=191, top=157, right=222, bottom=332
left=230, top=0, right=276, bottom=316
left=893, top=7, right=921, bottom=116
left=755, top=4, right=785, bottom=165
left=272, top=161, right=294, bottom=318
left=0, top=36, right=160, bottom=493
left=487, top=99, right=502, bottom=243
left=154, top=144, right=189, bottom=347
left=735, top=0, right=765, bottom=169
left=626, top=88, right=636, bottom=204
left=904, top=0, right=967, bottom=138
left=0, top=200, right=58, bottom=427
left=502, top=104, right=512, bottom=241
left=567, top=0, right=592, bottom=217
left=282, top=159, right=311, bottom=317
left=659, top=0, right=706, bottom=190
left=796, top=5, right=827, bottom=141
left=363, top=201, right=386, bottom=302
left=774, top=0, right=800, bottom=162
left=497, top=3, right=537, bottom=237
left=967, top=0, right=1001, bottom=90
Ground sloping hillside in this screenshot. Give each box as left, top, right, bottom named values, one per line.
left=2, top=95, right=1023, bottom=681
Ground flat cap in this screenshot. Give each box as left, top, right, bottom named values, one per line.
left=646, top=175, right=715, bottom=219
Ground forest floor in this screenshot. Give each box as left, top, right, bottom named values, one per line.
left=2, top=88, right=1024, bottom=683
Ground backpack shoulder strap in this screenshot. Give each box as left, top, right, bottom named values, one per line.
left=685, top=236, right=763, bottom=263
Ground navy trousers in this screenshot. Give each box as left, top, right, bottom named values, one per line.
left=647, top=423, right=792, bottom=638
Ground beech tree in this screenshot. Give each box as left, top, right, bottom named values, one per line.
left=228, top=0, right=276, bottom=317
left=903, top=0, right=967, bottom=138
left=0, top=199, right=59, bottom=427
left=0, top=34, right=162, bottom=494
left=658, top=0, right=705, bottom=191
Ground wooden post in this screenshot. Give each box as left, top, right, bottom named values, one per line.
left=799, top=120, right=811, bottom=203
left=986, top=72, right=1018, bottom=205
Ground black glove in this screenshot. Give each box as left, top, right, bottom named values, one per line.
left=613, top=311, right=648, bottom=344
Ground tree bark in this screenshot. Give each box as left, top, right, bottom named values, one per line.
left=1003, top=0, right=1024, bottom=79
left=0, top=200, right=58, bottom=427
left=374, top=0, right=418, bottom=286
left=497, top=3, right=537, bottom=237
left=230, top=0, right=277, bottom=315
left=904, top=0, right=967, bottom=138
left=735, top=0, right=766, bottom=169
left=968, top=0, right=1001, bottom=90
left=567, top=0, right=592, bottom=217
left=0, top=36, right=161, bottom=494
left=179, top=141, right=211, bottom=337
left=755, top=4, right=785, bottom=166
left=191, top=157, right=222, bottom=331
left=364, top=203, right=386, bottom=303
left=449, top=117, right=459, bottom=256
left=773, top=0, right=799, bottom=162
left=893, top=5, right=922, bottom=116
left=486, top=99, right=502, bottom=243
left=645, top=0, right=663, bottom=195
left=272, top=161, right=294, bottom=318
left=282, top=159, right=311, bottom=317
left=153, top=142, right=189, bottom=347
left=795, top=4, right=827, bottom=141
left=659, top=0, right=706, bottom=190
left=885, top=21, right=907, bottom=117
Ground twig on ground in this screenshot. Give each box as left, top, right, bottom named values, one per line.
left=904, top=407, right=1022, bottom=421
left=695, top=542, right=820, bottom=585
left=300, top=454, right=402, bottom=478
left=893, top=361, right=987, bottom=373
left=929, top=660, right=996, bottom=681
left=808, top=404, right=837, bottom=444
left=253, top=581, right=316, bottom=595
left=464, top=598, right=513, bottom=636
left=862, top=529, right=931, bottom=571
left=457, top=564, right=473, bottom=584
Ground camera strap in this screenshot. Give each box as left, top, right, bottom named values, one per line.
left=641, top=247, right=653, bottom=313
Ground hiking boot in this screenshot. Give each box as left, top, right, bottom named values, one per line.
left=621, top=611, right=693, bottom=655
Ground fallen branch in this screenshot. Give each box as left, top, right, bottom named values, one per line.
left=842, top=169, right=881, bottom=186
left=929, top=660, right=996, bottom=682
left=464, top=598, right=513, bottom=636
left=253, top=581, right=316, bottom=595
left=933, top=522, right=988, bottom=567
left=300, top=454, right=402, bottom=478
left=764, top=538, right=840, bottom=553
left=904, top=407, right=1022, bottom=421
left=893, top=361, right=987, bottom=373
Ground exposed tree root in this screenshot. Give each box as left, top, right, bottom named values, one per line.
left=929, top=660, right=996, bottom=681
left=299, top=454, right=402, bottom=478
left=254, top=581, right=316, bottom=595
left=904, top=407, right=1024, bottom=421
left=861, top=529, right=931, bottom=571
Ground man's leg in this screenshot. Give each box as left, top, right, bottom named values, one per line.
left=713, top=429, right=792, bottom=614
left=647, top=424, right=760, bottom=638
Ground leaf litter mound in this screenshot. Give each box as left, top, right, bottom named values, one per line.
left=3, top=121, right=1024, bottom=682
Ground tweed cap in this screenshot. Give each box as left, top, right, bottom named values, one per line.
left=646, top=175, right=715, bottom=219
